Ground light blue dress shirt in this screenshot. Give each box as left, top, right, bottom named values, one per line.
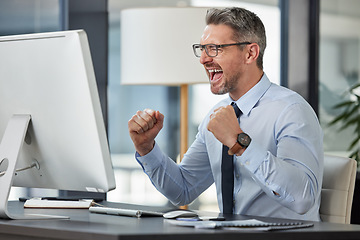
left=136, top=73, right=323, bottom=221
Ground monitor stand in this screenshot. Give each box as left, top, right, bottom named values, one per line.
left=0, top=114, right=69, bottom=220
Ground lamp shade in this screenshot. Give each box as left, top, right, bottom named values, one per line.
left=120, top=7, right=209, bottom=85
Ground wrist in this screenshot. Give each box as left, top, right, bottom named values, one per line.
left=228, top=132, right=251, bottom=156
left=228, top=141, right=243, bottom=155
left=136, top=141, right=156, bottom=156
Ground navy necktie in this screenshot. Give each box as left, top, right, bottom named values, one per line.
left=221, top=102, right=241, bottom=214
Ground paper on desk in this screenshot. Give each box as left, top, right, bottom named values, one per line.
left=166, top=219, right=313, bottom=231
left=166, top=219, right=264, bottom=229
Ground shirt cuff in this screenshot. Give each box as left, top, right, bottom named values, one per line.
left=135, top=142, right=162, bottom=171
left=236, top=140, right=267, bottom=173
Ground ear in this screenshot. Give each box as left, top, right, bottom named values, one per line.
left=245, top=43, right=260, bottom=65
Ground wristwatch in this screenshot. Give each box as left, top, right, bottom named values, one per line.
left=228, top=132, right=252, bottom=155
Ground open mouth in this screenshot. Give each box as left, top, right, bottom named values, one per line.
left=208, top=69, right=223, bottom=82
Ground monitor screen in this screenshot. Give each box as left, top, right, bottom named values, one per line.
left=0, top=30, right=116, bottom=218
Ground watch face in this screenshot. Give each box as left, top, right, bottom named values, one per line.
left=238, top=132, right=251, bottom=147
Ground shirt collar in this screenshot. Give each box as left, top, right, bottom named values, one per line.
left=227, top=73, right=272, bottom=116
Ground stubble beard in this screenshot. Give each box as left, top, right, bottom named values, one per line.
left=211, top=73, right=240, bottom=95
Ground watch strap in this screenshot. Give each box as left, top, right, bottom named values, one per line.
left=228, top=142, right=242, bottom=155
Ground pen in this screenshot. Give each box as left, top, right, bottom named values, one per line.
left=176, top=217, right=225, bottom=221
left=204, top=217, right=226, bottom=221
left=176, top=218, right=200, bottom=221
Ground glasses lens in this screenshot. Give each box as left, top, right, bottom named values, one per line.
left=193, top=44, right=218, bottom=57
left=193, top=44, right=203, bottom=57
left=205, top=44, right=217, bottom=57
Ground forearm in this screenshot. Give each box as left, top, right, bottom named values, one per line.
left=136, top=143, right=212, bottom=206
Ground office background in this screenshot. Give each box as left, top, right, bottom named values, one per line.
left=0, top=0, right=359, bottom=215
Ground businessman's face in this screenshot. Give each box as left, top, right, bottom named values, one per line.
left=199, top=24, right=247, bottom=97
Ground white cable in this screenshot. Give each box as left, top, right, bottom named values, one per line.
left=0, top=162, right=37, bottom=177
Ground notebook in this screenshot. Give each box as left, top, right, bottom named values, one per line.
left=24, top=199, right=94, bottom=209
left=166, top=219, right=314, bottom=231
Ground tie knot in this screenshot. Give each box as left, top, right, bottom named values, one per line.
left=231, top=102, right=241, bottom=118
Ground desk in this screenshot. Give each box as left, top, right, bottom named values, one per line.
left=1, top=201, right=360, bottom=240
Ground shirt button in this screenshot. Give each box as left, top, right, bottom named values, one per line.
left=245, top=161, right=250, bottom=165
left=143, top=163, right=147, bottom=166
left=236, top=174, right=240, bottom=179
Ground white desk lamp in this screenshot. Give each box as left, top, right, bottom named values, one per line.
left=121, top=7, right=209, bottom=161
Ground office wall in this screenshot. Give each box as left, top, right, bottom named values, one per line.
left=0, top=0, right=60, bottom=35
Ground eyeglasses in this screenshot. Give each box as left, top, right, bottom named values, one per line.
left=192, top=42, right=251, bottom=58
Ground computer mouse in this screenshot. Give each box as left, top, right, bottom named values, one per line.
left=163, top=210, right=198, bottom=219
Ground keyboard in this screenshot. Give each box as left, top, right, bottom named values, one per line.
left=89, top=206, right=164, bottom=218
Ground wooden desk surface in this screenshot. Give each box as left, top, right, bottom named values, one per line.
left=1, top=201, right=360, bottom=240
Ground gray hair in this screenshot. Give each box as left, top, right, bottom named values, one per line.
left=205, top=7, right=266, bottom=70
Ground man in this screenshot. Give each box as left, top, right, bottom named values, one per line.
left=128, top=7, right=323, bottom=221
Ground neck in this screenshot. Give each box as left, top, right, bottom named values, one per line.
left=229, top=69, right=264, bottom=101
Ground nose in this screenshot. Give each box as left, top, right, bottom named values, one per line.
left=199, top=51, right=213, bottom=65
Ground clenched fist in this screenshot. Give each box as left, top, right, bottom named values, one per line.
left=207, top=105, right=242, bottom=148
left=128, top=109, right=164, bottom=156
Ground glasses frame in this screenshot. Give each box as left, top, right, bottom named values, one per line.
left=192, top=42, right=252, bottom=58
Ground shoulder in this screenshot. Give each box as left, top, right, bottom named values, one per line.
left=264, top=85, right=321, bottom=130
left=265, top=84, right=313, bottom=110
left=256, top=84, right=319, bottom=126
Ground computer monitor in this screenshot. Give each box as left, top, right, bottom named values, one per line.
left=0, top=30, right=116, bottom=219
